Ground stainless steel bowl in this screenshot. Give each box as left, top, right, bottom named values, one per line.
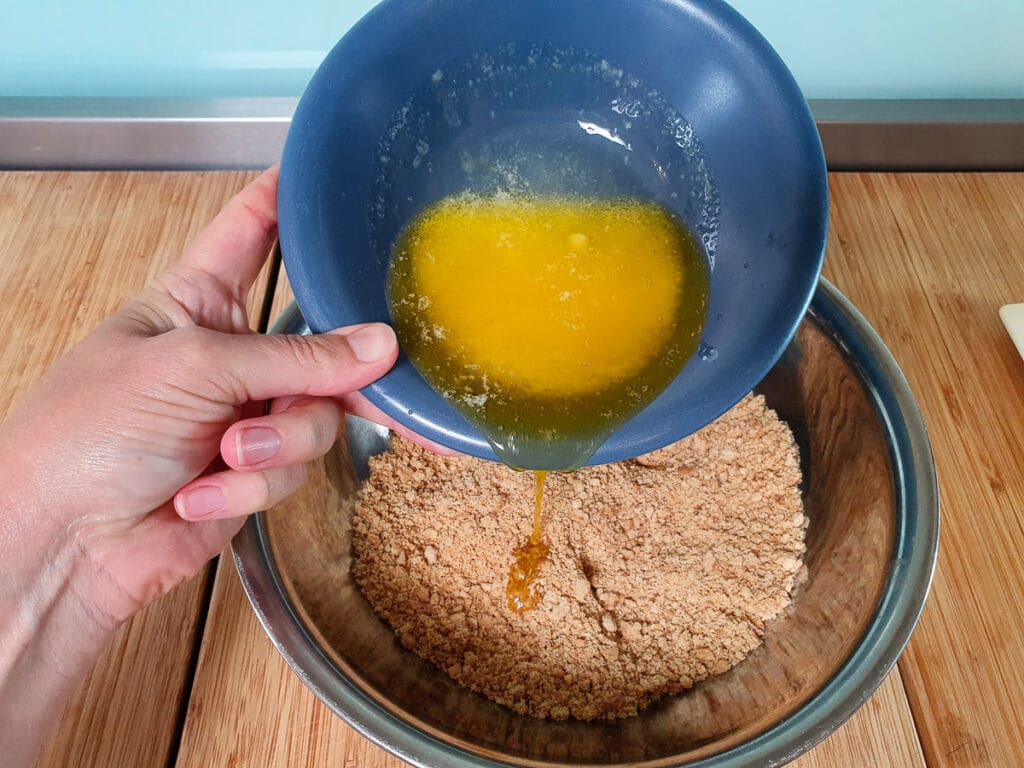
left=233, top=279, right=938, bottom=767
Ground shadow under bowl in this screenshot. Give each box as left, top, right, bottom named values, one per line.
left=233, top=279, right=938, bottom=767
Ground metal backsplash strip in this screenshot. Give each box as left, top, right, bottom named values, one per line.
left=0, top=98, right=295, bottom=171
left=0, top=98, right=1021, bottom=171
left=812, top=99, right=1024, bottom=170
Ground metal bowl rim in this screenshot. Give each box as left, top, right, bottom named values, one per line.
left=232, top=278, right=939, bottom=768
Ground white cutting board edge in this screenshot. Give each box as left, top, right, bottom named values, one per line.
left=1000, top=304, right=1024, bottom=363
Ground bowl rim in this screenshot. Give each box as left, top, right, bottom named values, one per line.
left=232, top=278, right=940, bottom=768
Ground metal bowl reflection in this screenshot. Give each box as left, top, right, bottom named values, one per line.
left=232, top=279, right=938, bottom=767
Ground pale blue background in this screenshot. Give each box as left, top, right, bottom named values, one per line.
left=1, top=0, right=1022, bottom=99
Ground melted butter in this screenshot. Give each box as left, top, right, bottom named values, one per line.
left=388, top=193, right=709, bottom=472
left=388, top=193, right=709, bottom=612
left=506, top=470, right=550, bottom=613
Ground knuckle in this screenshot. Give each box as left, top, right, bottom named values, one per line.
left=311, top=414, right=336, bottom=454
left=136, top=325, right=217, bottom=390
left=166, top=325, right=216, bottom=372
left=304, top=400, right=341, bottom=454
left=256, top=467, right=276, bottom=506
left=274, top=334, right=338, bottom=372
left=291, top=462, right=309, bottom=489
left=256, top=464, right=306, bottom=509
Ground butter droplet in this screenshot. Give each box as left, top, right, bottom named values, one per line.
left=566, top=232, right=589, bottom=251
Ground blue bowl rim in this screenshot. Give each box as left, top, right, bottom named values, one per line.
left=232, top=278, right=940, bottom=768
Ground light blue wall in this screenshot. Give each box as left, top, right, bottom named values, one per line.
left=736, top=0, right=1024, bottom=99
left=2, top=0, right=1022, bottom=99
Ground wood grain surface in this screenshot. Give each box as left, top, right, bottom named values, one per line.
left=4, top=171, right=1024, bottom=768
left=823, top=173, right=1024, bottom=768
left=0, top=171, right=267, bottom=768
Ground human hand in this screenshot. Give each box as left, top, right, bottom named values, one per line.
left=0, top=167, right=443, bottom=765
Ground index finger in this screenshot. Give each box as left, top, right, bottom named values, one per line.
left=177, top=165, right=280, bottom=297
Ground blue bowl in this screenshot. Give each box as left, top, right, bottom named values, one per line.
left=279, top=0, right=828, bottom=463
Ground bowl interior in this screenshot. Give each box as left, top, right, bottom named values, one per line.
left=239, top=286, right=930, bottom=767
left=278, top=0, right=828, bottom=464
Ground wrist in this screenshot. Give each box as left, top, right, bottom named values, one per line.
left=0, top=445, right=120, bottom=766
left=0, top=441, right=124, bottom=639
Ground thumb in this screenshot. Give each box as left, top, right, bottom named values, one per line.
left=199, top=322, right=399, bottom=402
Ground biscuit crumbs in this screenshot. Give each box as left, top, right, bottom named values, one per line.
left=352, top=394, right=806, bottom=720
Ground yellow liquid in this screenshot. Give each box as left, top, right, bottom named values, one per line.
left=506, top=470, right=549, bottom=613
left=388, top=193, right=709, bottom=471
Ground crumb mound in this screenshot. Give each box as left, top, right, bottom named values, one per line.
left=352, top=394, right=806, bottom=720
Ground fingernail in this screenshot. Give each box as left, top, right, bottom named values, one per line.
left=237, top=426, right=282, bottom=466
left=179, top=485, right=225, bottom=519
left=346, top=324, right=396, bottom=363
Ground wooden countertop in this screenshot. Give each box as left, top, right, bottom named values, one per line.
left=2, top=171, right=1022, bottom=767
